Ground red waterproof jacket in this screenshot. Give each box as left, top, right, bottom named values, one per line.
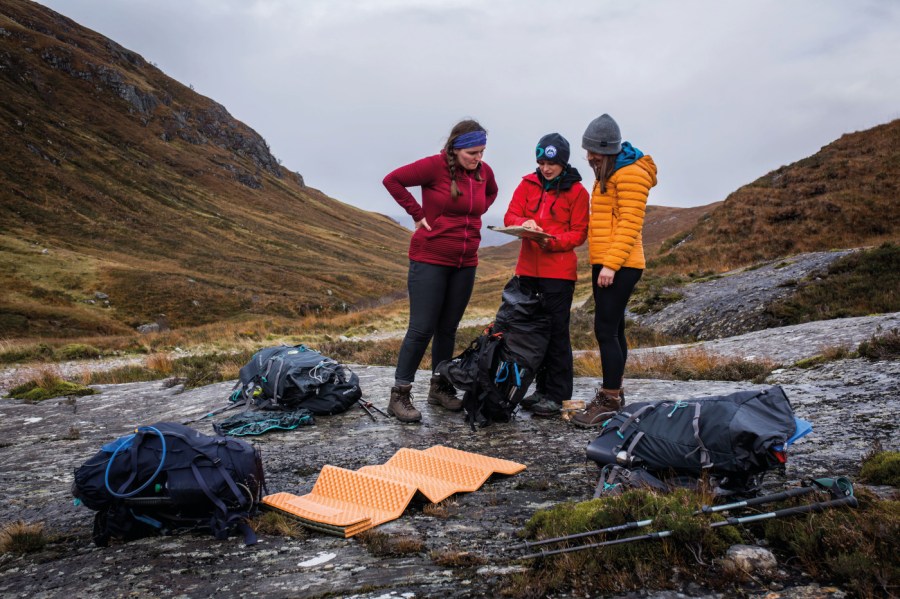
left=383, top=152, right=498, bottom=268
left=503, top=169, right=589, bottom=281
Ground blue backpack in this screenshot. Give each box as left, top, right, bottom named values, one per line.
left=72, top=422, right=266, bottom=546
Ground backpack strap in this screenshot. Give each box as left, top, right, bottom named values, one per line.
left=189, top=454, right=257, bottom=545
left=615, top=404, right=656, bottom=438
left=684, top=402, right=713, bottom=469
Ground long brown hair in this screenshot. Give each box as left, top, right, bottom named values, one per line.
left=589, top=154, right=616, bottom=194
left=444, top=119, right=486, bottom=199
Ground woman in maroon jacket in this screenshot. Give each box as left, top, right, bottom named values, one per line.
left=382, top=119, right=498, bottom=423
left=503, top=133, right=589, bottom=417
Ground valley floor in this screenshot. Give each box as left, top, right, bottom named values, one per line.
left=0, top=314, right=897, bottom=598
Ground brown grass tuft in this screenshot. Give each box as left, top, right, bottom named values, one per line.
left=0, top=521, right=46, bottom=554
left=145, top=352, right=174, bottom=374
left=252, top=511, right=306, bottom=539
left=430, top=548, right=487, bottom=567
left=423, top=499, right=458, bottom=519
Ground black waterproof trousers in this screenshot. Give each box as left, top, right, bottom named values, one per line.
left=522, top=276, right=576, bottom=405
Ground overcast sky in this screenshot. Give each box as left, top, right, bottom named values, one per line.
left=36, top=0, right=900, bottom=234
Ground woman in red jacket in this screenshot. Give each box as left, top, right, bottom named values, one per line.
left=382, top=119, right=498, bottom=423
left=503, top=133, right=589, bottom=417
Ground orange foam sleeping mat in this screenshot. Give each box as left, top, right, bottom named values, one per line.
left=262, top=445, right=526, bottom=537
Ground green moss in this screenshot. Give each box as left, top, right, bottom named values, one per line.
left=859, top=451, right=900, bottom=487
left=511, top=490, right=745, bottom=596
left=7, top=379, right=96, bottom=402
left=764, top=490, right=899, bottom=598
left=57, top=343, right=103, bottom=360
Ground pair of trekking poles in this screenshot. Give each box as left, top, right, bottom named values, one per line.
left=509, top=477, right=856, bottom=560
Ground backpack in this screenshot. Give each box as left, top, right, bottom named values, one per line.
left=585, top=386, right=798, bottom=494
left=437, top=325, right=533, bottom=428
left=436, top=277, right=551, bottom=428
left=72, top=422, right=266, bottom=547
left=232, top=345, right=362, bottom=415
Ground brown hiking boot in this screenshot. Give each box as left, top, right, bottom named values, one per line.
left=427, top=375, right=463, bottom=412
left=388, top=384, right=422, bottom=423
left=571, top=388, right=622, bottom=428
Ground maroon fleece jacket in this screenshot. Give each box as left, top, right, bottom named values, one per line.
left=383, top=151, right=498, bottom=267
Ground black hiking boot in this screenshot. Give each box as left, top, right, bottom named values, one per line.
left=531, top=397, right=562, bottom=418
left=519, top=389, right=545, bottom=410
left=571, top=388, right=622, bottom=428
left=388, top=384, right=422, bottom=423
left=427, top=375, right=463, bottom=412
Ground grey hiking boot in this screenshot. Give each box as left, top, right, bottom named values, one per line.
left=388, top=384, right=422, bottom=423
left=519, top=389, right=545, bottom=410
left=427, top=375, right=463, bottom=412
left=531, top=397, right=562, bottom=418
left=571, top=388, right=622, bottom=428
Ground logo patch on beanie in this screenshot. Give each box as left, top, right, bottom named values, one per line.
left=545, top=145, right=557, bottom=158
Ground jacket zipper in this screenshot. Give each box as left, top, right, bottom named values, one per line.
left=461, top=176, right=473, bottom=268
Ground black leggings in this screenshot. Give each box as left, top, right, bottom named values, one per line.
left=395, top=260, right=476, bottom=385
left=592, top=265, right=642, bottom=390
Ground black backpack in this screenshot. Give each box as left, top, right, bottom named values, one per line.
left=436, top=277, right=551, bottom=428
left=232, top=345, right=361, bottom=414
left=72, top=422, right=266, bottom=546
left=438, top=325, right=534, bottom=428
left=585, top=386, right=798, bottom=493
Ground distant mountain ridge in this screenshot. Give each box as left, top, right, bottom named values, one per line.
left=0, top=0, right=410, bottom=337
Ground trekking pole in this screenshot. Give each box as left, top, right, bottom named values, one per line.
left=519, top=529, right=675, bottom=559
left=514, top=477, right=851, bottom=552
left=708, top=494, right=858, bottom=529
left=697, top=476, right=852, bottom=514
left=181, top=399, right=246, bottom=426
left=518, top=481, right=857, bottom=561
left=508, top=518, right=654, bottom=551
left=696, top=486, right=816, bottom=514
left=358, top=398, right=390, bottom=420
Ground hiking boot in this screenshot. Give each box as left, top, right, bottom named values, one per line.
left=388, top=384, right=421, bottom=423
left=531, top=397, right=562, bottom=418
left=427, top=375, right=463, bottom=412
left=571, top=388, right=622, bottom=428
left=519, top=389, right=545, bottom=410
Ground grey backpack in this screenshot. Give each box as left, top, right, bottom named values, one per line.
left=585, top=386, right=798, bottom=492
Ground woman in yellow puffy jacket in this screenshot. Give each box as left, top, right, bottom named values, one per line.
left=572, top=114, right=658, bottom=429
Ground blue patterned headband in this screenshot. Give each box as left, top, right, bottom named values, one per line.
left=452, top=130, right=487, bottom=149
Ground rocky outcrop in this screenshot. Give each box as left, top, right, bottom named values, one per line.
left=631, top=250, right=856, bottom=340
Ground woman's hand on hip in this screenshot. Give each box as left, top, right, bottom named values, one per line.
left=415, top=217, right=431, bottom=231
left=597, top=266, right=616, bottom=287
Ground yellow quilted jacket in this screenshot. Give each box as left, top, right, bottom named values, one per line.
left=588, top=155, right=657, bottom=270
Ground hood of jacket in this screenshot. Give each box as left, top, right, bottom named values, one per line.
left=531, top=164, right=584, bottom=191
left=614, top=142, right=644, bottom=172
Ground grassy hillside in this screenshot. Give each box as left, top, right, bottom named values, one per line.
left=651, top=119, right=900, bottom=273
left=0, top=0, right=410, bottom=338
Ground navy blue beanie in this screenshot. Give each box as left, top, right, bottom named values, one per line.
left=535, top=133, right=570, bottom=166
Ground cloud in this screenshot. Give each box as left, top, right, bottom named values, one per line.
left=35, top=0, right=900, bottom=231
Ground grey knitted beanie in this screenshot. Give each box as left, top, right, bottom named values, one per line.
left=582, top=113, right=621, bottom=155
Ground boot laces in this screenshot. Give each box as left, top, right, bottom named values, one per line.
left=399, top=390, right=415, bottom=409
